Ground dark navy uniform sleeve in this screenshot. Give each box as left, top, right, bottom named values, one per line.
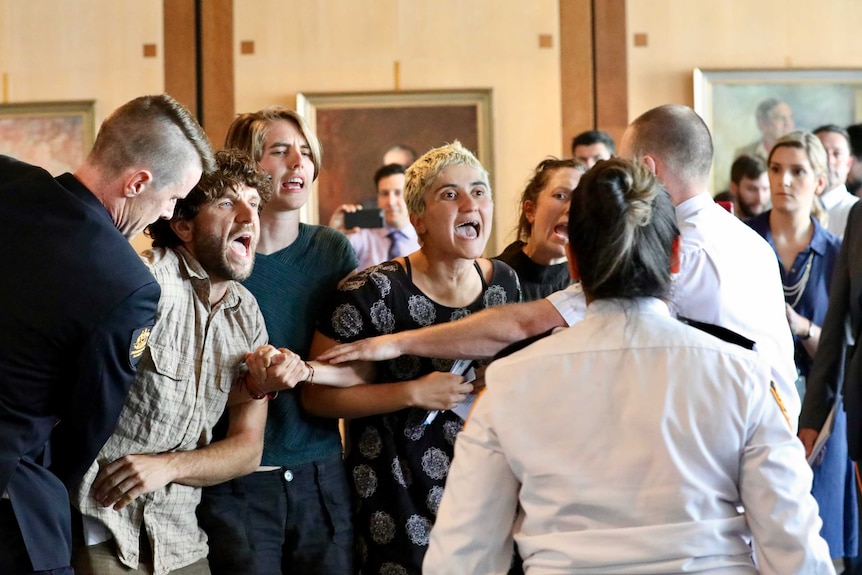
left=49, top=281, right=159, bottom=489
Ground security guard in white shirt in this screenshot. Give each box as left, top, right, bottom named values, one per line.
left=424, top=158, right=832, bottom=575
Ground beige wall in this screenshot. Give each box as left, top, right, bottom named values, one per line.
left=626, top=0, right=862, bottom=195
left=9, top=1, right=862, bottom=250
left=233, top=0, right=564, bottom=253
left=0, top=0, right=164, bottom=252
left=0, top=0, right=164, bottom=124
left=0, top=0, right=563, bottom=255
left=626, top=0, right=862, bottom=116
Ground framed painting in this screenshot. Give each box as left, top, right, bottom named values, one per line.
left=0, top=101, right=96, bottom=175
left=296, top=90, right=494, bottom=236
left=693, top=69, right=862, bottom=194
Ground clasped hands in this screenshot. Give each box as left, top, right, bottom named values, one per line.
left=243, top=344, right=312, bottom=399
left=91, top=345, right=309, bottom=511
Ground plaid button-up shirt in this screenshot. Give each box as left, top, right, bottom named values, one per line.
left=72, top=247, right=267, bottom=575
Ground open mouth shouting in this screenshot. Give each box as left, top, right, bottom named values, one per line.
left=553, top=221, right=569, bottom=242
left=283, top=175, right=305, bottom=192
left=454, top=219, right=481, bottom=240
left=230, top=231, right=254, bottom=258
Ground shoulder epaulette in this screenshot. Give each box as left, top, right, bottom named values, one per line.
left=492, top=328, right=557, bottom=361
left=677, top=316, right=756, bottom=350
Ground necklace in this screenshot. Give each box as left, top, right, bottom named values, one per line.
left=783, top=250, right=814, bottom=308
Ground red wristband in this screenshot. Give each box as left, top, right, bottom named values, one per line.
left=245, top=372, right=278, bottom=401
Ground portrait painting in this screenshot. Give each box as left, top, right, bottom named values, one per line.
left=693, top=69, right=862, bottom=194
left=296, top=90, right=494, bottom=231
left=0, top=101, right=95, bottom=175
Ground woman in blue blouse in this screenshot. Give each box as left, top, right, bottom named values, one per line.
left=747, top=130, right=857, bottom=561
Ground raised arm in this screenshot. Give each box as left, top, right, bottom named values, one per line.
left=318, top=297, right=567, bottom=364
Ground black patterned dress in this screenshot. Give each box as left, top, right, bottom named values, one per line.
left=318, top=257, right=521, bottom=575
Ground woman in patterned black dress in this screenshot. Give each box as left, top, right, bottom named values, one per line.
left=303, top=141, right=521, bottom=574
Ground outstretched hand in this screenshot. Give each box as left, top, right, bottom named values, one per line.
left=317, top=334, right=403, bottom=364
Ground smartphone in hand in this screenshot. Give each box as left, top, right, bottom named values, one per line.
left=344, top=210, right=384, bottom=229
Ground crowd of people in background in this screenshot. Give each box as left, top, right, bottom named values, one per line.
left=4, top=92, right=862, bottom=575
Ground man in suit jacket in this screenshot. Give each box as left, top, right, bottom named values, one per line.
left=799, top=199, right=862, bottom=457
left=799, top=199, right=862, bottom=574
left=0, top=94, right=213, bottom=575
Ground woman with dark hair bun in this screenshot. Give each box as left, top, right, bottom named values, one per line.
left=425, top=157, right=833, bottom=574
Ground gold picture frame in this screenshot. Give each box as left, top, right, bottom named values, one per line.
left=693, top=68, right=862, bottom=194
left=0, top=100, right=96, bottom=176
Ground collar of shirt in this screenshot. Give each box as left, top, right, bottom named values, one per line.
left=819, top=184, right=851, bottom=211
left=749, top=211, right=832, bottom=258
left=674, top=192, right=715, bottom=226
left=586, top=297, right=671, bottom=320
left=379, top=222, right=419, bottom=241
left=146, top=246, right=244, bottom=311
left=55, top=172, right=116, bottom=226
left=807, top=215, right=835, bottom=256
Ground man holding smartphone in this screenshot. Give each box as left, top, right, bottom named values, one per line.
left=329, top=163, right=420, bottom=269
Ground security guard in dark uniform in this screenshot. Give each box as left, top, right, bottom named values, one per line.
left=0, top=94, right=212, bottom=574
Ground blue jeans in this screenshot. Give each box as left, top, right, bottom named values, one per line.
left=199, top=455, right=353, bottom=575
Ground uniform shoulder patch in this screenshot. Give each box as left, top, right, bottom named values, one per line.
left=677, top=316, right=756, bottom=350
left=769, top=381, right=792, bottom=429
left=129, top=326, right=153, bottom=368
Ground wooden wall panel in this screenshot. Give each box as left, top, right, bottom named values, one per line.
left=559, top=0, right=595, bottom=155
left=200, top=0, right=234, bottom=146
left=560, top=0, right=628, bottom=152
left=593, top=0, right=628, bottom=147
left=233, top=0, right=562, bottom=252
left=164, top=0, right=234, bottom=147
left=163, top=0, right=197, bottom=116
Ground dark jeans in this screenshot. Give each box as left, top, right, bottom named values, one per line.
left=198, top=454, right=353, bottom=575
left=0, top=500, right=74, bottom=575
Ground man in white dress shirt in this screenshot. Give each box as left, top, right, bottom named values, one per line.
left=815, top=124, right=858, bottom=238
left=318, top=105, right=799, bottom=427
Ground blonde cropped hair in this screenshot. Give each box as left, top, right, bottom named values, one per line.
left=404, top=141, right=489, bottom=216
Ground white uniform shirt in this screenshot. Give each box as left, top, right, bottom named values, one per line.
left=424, top=298, right=833, bottom=575
left=547, top=193, right=799, bottom=427
left=820, top=184, right=859, bottom=238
